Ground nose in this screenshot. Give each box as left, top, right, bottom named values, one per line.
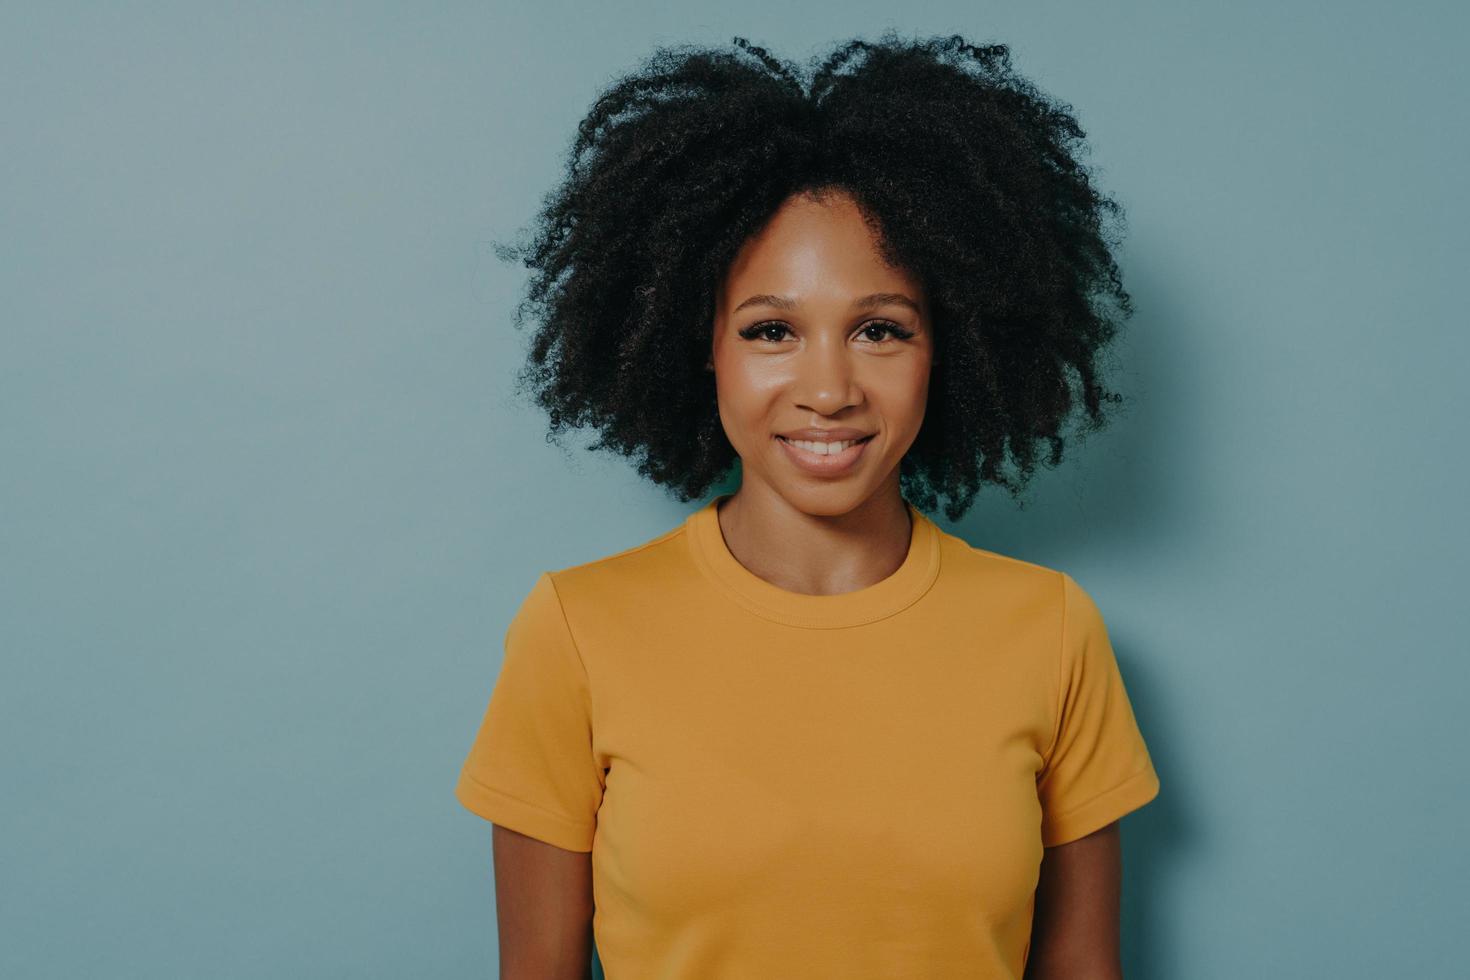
left=792, top=334, right=861, bottom=415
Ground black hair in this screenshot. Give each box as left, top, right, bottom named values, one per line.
left=493, top=31, right=1133, bottom=522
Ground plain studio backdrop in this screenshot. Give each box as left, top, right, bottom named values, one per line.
left=2, top=2, right=1465, bottom=978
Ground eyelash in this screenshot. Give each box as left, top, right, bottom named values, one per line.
left=737, top=320, right=917, bottom=344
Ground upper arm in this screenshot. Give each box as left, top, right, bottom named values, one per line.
left=455, top=572, right=606, bottom=852
left=1036, top=573, right=1159, bottom=847
left=492, top=823, right=595, bottom=980
left=1024, top=821, right=1124, bottom=980
left=1027, top=575, right=1159, bottom=978
left=454, top=572, right=605, bottom=976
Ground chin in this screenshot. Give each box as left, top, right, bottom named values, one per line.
left=772, top=477, right=887, bottom=515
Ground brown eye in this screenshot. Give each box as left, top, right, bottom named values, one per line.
left=738, top=321, right=791, bottom=342
left=860, top=321, right=916, bottom=343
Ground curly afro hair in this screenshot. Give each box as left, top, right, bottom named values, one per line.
left=493, top=31, right=1133, bottom=522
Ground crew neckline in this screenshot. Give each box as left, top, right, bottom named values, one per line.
left=684, top=493, right=942, bottom=629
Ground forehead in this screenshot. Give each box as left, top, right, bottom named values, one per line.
left=720, top=191, right=921, bottom=303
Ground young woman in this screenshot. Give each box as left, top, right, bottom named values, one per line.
left=456, top=33, right=1160, bottom=980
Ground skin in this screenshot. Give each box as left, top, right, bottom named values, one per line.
left=705, top=188, right=935, bottom=595
left=1025, top=822, right=1126, bottom=980
left=491, top=187, right=1127, bottom=977
left=491, top=824, right=594, bottom=980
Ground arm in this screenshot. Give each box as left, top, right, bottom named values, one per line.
left=1023, top=820, right=1125, bottom=980
left=492, top=824, right=595, bottom=980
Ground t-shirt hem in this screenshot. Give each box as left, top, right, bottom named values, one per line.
left=455, top=771, right=595, bottom=853
left=1039, top=765, right=1160, bottom=848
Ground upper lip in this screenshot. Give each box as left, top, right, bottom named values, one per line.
left=776, top=427, right=874, bottom=442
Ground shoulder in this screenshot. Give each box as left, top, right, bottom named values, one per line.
left=927, top=522, right=1115, bottom=639
left=930, top=521, right=1072, bottom=599
left=542, top=516, right=692, bottom=608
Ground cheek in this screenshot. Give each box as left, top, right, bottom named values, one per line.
left=715, top=360, right=785, bottom=412
left=868, top=364, right=931, bottom=428
left=713, top=366, right=783, bottom=448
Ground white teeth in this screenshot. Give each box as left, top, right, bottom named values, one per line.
left=781, top=436, right=866, bottom=455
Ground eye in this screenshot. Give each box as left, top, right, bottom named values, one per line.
left=858, top=320, right=916, bottom=343
left=736, top=320, right=917, bottom=344
left=737, top=321, right=793, bottom=343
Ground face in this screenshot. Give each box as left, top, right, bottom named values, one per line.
left=708, top=188, right=935, bottom=517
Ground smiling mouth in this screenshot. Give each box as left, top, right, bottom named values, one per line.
left=775, top=434, right=875, bottom=454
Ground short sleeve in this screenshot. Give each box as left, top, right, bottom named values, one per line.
left=1036, top=573, right=1161, bottom=847
left=454, top=571, right=604, bottom=852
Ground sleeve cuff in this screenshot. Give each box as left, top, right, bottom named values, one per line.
left=1040, top=765, right=1160, bottom=848
left=454, top=771, right=596, bottom=853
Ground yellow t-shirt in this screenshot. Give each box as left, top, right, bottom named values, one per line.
left=455, top=494, right=1160, bottom=978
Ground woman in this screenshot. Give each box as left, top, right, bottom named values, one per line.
left=456, top=33, right=1160, bottom=979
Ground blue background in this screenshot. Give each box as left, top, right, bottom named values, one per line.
left=3, top=2, right=1465, bottom=977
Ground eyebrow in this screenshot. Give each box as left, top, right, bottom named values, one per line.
left=731, top=292, right=923, bottom=316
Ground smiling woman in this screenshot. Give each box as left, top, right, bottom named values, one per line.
left=456, top=30, right=1158, bottom=980
left=492, top=31, right=1132, bottom=525
left=708, top=189, right=935, bottom=527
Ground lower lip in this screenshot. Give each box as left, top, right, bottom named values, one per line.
left=775, top=434, right=874, bottom=476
